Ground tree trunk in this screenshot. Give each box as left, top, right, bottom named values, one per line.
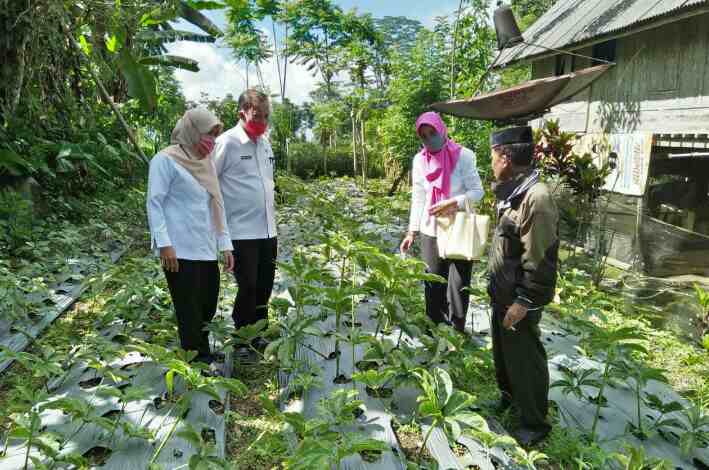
left=283, top=24, right=289, bottom=98
left=388, top=167, right=409, bottom=196
left=0, top=33, right=29, bottom=121
left=360, top=119, right=367, bottom=186
left=323, top=144, right=328, bottom=175
left=351, top=113, right=358, bottom=176
left=449, top=0, right=465, bottom=99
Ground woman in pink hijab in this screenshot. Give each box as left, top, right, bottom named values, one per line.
left=400, top=111, right=484, bottom=332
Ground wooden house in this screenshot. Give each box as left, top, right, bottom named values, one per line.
left=496, top=0, right=709, bottom=278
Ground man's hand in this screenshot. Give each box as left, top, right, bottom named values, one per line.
left=400, top=233, right=415, bottom=254
left=222, top=250, right=235, bottom=273
left=503, top=303, right=528, bottom=330
left=429, top=198, right=458, bottom=218
left=160, top=246, right=179, bottom=272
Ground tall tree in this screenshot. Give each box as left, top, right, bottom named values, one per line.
left=511, top=0, right=554, bottom=27
left=283, top=0, right=347, bottom=98
left=224, top=0, right=280, bottom=89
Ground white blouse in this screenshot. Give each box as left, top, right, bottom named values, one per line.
left=146, top=153, right=232, bottom=261
left=408, top=147, right=485, bottom=237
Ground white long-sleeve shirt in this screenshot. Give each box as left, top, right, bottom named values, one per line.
left=213, top=123, right=277, bottom=240
left=146, top=153, right=232, bottom=261
left=408, top=147, right=485, bottom=237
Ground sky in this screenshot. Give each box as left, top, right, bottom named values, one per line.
left=165, top=1, right=465, bottom=105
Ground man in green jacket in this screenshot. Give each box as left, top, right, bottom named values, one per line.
left=487, top=126, right=559, bottom=446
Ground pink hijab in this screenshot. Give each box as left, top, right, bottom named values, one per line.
left=415, top=111, right=462, bottom=208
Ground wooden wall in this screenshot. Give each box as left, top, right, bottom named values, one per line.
left=530, top=13, right=709, bottom=134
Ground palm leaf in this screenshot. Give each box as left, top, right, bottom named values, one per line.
left=179, top=1, right=223, bottom=37
left=136, top=29, right=216, bottom=44
left=139, top=55, right=200, bottom=72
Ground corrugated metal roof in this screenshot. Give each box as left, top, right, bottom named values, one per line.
left=497, top=0, right=709, bottom=67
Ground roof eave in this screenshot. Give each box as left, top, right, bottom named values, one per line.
left=494, top=3, right=709, bottom=70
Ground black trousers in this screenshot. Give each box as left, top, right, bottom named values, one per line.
left=231, top=238, right=278, bottom=329
left=491, top=303, right=551, bottom=432
left=163, top=259, right=219, bottom=358
left=420, top=234, right=473, bottom=331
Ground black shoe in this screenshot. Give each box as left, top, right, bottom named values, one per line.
left=252, top=337, right=270, bottom=352
left=193, top=354, right=215, bottom=365
left=482, top=398, right=513, bottom=414
left=211, top=351, right=226, bottom=363
left=481, top=391, right=513, bottom=413
left=235, top=347, right=258, bottom=364
left=512, top=427, right=550, bottom=447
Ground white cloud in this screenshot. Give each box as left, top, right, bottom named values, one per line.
left=165, top=40, right=319, bottom=105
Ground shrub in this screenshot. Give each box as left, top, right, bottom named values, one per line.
left=287, top=142, right=357, bottom=179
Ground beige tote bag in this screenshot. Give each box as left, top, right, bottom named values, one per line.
left=436, top=199, right=490, bottom=261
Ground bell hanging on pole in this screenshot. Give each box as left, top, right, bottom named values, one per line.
left=494, top=1, right=523, bottom=50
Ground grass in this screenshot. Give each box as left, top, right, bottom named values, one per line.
left=226, top=361, right=286, bottom=470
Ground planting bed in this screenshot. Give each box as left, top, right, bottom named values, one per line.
left=0, top=239, right=129, bottom=374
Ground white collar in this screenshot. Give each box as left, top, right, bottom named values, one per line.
left=224, top=121, right=259, bottom=146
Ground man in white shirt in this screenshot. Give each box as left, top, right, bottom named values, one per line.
left=214, top=89, right=277, bottom=351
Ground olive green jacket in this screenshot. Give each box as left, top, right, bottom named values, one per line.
left=488, top=170, right=559, bottom=309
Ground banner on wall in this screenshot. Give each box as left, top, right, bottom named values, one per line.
left=573, top=132, right=653, bottom=196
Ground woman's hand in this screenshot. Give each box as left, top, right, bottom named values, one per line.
left=222, top=250, right=235, bottom=273
left=400, top=232, right=415, bottom=254
left=429, top=198, right=458, bottom=218
left=160, top=246, right=179, bottom=272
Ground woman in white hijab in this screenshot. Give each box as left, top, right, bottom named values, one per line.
left=147, top=108, right=234, bottom=365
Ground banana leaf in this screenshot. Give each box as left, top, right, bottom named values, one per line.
left=139, top=55, right=200, bottom=72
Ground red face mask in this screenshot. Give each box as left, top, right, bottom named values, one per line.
left=241, top=111, right=268, bottom=139
left=196, top=135, right=216, bottom=158
left=243, top=119, right=267, bottom=139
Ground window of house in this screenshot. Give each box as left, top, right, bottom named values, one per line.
left=555, top=55, right=568, bottom=76
left=592, top=39, right=617, bottom=65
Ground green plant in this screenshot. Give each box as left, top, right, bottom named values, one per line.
left=511, top=447, right=549, bottom=469
left=677, top=401, right=709, bottom=457
left=286, top=431, right=387, bottom=470
left=264, top=314, right=327, bottom=369
left=467, top=426, right=518, bottom=465
left=289, top=369, right=324, bottom=400
left=612, top=444, right=672, bottom=470
left=584, top=324, right=648, bottom=441
left=4, top=411, right=81, bottom=470
left=413, top=367, right=485, bottom=462
left=616, top=361, right=668, bottom=440
left=0, top=347, right=64, bottom=393
left=40, top=397, right=116, bottom=449
left=96, top=384, right=155, bottom=443
left=551, top=367, right=601, bottom=402
left=352, top=368, right=396, bottom=398
left=276, top=389, right=387, bottom=469
left=641, top=393, right=684, bottom=439
left=176, top=422, right=229, bottom=470
left=0, top=190, right=34, bottom=251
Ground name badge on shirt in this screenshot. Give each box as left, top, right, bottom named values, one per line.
left=240, top=155, right=253, bottom=160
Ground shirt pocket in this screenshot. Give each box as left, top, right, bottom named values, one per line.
left=498, top=214, right=522, bottom=258
left=232, top=154, right=260, bottom=178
